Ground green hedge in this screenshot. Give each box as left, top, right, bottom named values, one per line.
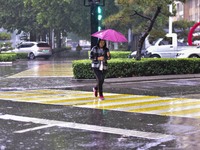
left=15, top=53, right=28, bottom=59
left=0, top=53, right=28, bottom=61
left=72, top=58, right=200, bottom=79
left=88, top=50, right=130, bottom=59
left=0, top=32, right=11, bottom=40
left=0, top=53, right=16, bottom=61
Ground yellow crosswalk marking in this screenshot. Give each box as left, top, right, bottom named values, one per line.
left=8, top=63, right=73, bottom=78
left=0, top=89, right=200, bottom=119
left=161, top=108, right=200, bottom=116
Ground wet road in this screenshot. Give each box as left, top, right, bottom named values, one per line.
left=1, top=56, right=200, bottom=149
left=1, top=96, right=200, bottom=150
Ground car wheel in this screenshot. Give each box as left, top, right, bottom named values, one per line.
left=150, top=54, right=160, bottom=58
left=29, top=53, right=35, bottom=60
left=189, top=54, right=199, bottom=58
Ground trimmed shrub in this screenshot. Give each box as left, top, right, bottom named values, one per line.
left=88, top=50, right=130, bottom=59
left=0, top=32, right=11, bottom=40
left=0, top=53, right=16, bottom=61
left=72, top=58, right=200, bottom=79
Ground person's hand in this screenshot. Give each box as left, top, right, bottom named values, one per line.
left=98, top=56, right=104, bottom=61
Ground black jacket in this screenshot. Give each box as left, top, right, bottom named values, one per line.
left=90, top=46, right=111, bottom=70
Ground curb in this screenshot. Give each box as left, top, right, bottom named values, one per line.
left=0, top=62, right=12, bottom=65
left=71, top=74, right=200, bottom=84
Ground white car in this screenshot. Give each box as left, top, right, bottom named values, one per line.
left=176, top=47, right=200, bottom=58
left=12, top=41, right=52, bottom=60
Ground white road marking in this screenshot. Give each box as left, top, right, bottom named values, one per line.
left=0, top=114, right=175, bottom=141
left=14, top=125, right=55, bottom=133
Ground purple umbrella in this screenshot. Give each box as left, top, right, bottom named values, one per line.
left=91, top=29, right=128, bottom=43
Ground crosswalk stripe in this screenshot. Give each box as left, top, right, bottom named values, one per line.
left=90, top=98, right=184, bottom=110
left=8, top=64, right=73, bottom=78
left=129, top=99, right=200, bottom=113
left=76, top=96, right=168, bottom=108
left=161, top=107, right=200, bottom=116
left=76, top=95, right=157, bottom=105
left=0, top=89, right=200, bottom=119
left=112, top=97, right=188, bottom=111
left=147, top=102, right=200, bottom=114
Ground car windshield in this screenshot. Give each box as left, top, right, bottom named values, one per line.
left=37, top=43, right=50, bottom=47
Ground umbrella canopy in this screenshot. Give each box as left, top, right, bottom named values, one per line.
left=91, top=29, right=128, bottom=43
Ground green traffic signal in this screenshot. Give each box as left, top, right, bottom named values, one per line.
left=98, top=26, right=101, bottom=31
left=97, top=6, right=102, bottom=13
left=97, top=6, right=102, bottom=21
left=97, top=6, right=102, bottom=30
left=98, top=15, right=102, bottom=21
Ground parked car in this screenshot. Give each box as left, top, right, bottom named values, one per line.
left=144, top=34, right=190, bottom=58
left=12, top=41, right=52, bottom=60
left=176, top=46, right=200, bottom=58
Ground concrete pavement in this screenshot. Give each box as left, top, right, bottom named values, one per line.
left=1, top=72, right=200, bottom=98
left=1, top=51, right=200, bottom=149
left=1, top=49, right=200, bottom=98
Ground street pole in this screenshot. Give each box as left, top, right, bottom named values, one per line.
left=90, top=3, right=98, bottom=48
left=84, top=0, right=105, bottom=49
left=168, top=4, right=173, bottom=34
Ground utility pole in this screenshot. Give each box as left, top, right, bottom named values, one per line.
left=84, top=0, right=105, bottom=48
left=168, top=4, right=173, bottom=34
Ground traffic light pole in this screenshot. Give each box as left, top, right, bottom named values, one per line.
left=90, top=4, right=98, bottom=48
left=84, top=0, right=105, bottom=49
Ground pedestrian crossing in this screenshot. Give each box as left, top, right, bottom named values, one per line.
left=0, top=89, right=200, bottom=119
left=7, top=63, right=73, bottom=78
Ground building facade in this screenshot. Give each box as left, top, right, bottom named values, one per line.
left=174, top=0, right=200, bottom=22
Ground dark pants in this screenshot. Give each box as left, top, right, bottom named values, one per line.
left=93, top=69, right=106, bottom=96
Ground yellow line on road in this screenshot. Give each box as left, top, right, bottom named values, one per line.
left=1, top=89, right=200, bottom=119
left=161, top=107, right=200, bottom=116
left=94, top=98, right=184, bottom=110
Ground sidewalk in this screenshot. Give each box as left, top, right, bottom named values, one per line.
left=1, top=73, right=200, bottom=99
left=72, top=73, right=200, bottom=83
left=1, top=49, right=200, bottom=97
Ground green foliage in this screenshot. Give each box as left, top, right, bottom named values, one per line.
left=0, top=32, right=11, bottom=40
left=15, top=53, right=28, bottom=59
left=0, top=0, right=119, bottom=41
left=88, top=50, right=130, bottom=59
left=0, top=53, right=16, bottom=61
left=173, top=20, right=196, bottom=42
left=110, top=51, right=130, bottom=58
left=106, top=0, right=186, bottom=37
left=72, top=58, right=200, bottom=79
left=0, top=42, right=12, bottom=48
left=0, top=53, right=28, bottom=60
left=72, top=59, right=94, bottom=79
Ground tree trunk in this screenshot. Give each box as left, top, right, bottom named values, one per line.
left=29, top=31, right=36, bottom=41
left=55, top=31, right=62, bottom=48
left=135, top=6, right=161, bottom=60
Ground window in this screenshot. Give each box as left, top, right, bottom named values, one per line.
left=37, top=43, right=50, bottom=47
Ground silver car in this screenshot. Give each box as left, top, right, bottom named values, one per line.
left=13, top=41, right=52, bottom=60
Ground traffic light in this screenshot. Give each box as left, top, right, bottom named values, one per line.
left=88, top=0, right=100, bottom=4
left=97, top=6, right=102, bottom=31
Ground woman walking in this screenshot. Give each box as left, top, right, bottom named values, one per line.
left=90, top=39, right=111, bottom=100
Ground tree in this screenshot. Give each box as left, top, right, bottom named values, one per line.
left=0, top=0, right=119, bottom=47
left=104, top=0, right=186, bottom=60
left=0, top=0, right=47, bottom=41
left=173, top=20, right=196, bottom=42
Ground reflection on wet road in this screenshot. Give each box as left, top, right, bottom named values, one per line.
left=0, top=89, right=200, bottom=119
left=7, top=61, right=73, bottom=78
